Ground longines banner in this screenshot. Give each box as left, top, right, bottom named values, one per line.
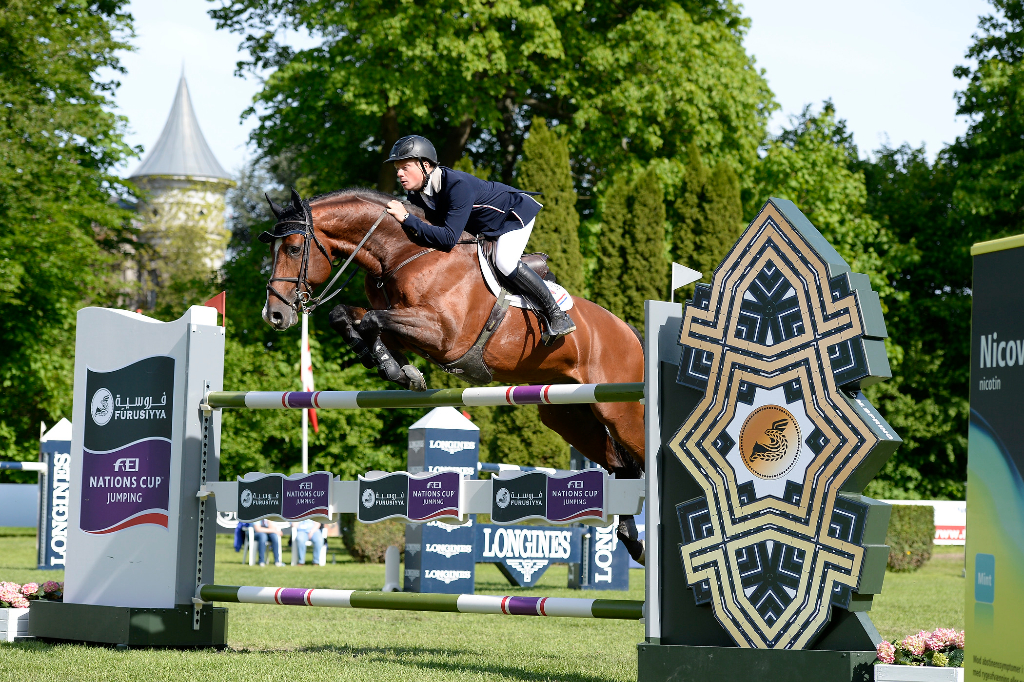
left=965, top=236, right=1024, bottom=678
left=80, top=356, right=174, bottom=534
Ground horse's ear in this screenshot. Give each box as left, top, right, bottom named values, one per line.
left=290, top=188, right=303, bottom=211
left=266, top=193, right=285, bottom=219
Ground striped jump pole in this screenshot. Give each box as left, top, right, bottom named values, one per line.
left=0, top=461, right=47, bottom=472
left=198, top=584, right=644, bottom=621
left=204, top=382, right=644, bottom=410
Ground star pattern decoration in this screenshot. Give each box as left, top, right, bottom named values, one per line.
left=669, top=198, right=902, bottom=649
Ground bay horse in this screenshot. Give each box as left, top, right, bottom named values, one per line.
left=261, top=188, right=647, bottom=560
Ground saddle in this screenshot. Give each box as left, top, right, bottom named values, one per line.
left=435, top=239, right=559, bottom=385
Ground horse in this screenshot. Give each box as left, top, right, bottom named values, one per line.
left=261, top=188, right=647, bottom=560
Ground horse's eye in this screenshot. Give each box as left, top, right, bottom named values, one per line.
left=287, top=245, right=302, bottom=256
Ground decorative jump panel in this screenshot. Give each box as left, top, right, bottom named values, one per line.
left=669, top=198, right=901, bottom=649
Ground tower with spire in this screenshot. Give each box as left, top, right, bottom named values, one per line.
left=129, top=73, right=235, bottom=308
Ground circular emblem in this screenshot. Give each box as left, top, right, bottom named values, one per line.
left=495, top=487, right=510, bottom=509
left=361, top=489, right=375, bottom=508
left=240, top=489, right=253, bottom=508
left=90, top=388, right=114, bottom=426
left=739, top=405, right=802, bottom=480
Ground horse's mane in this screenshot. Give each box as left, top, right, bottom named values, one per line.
left=310, top=187, right=426, bottom=219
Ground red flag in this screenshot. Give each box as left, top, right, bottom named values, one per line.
left=204, top=291, right=226, bottom=326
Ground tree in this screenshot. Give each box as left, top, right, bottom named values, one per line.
left=671, top=145, right=744, bottom=297
left=861, top=145, right=968, bottom=499
left=0, top=0, right=137, bottom=480
left=591, top=166, right=669, bottom=329
left=517, top=118, right=585, bottom=295
left=950, top=0, right=1024, bottom=239
left=209, top=0, right=774, bottom=194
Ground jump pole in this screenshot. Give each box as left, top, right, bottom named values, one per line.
left=204, top=382, right=644, bottom=410
left=197, top=585, right=643, bottom=620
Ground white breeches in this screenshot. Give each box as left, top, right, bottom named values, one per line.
left=494, top=219, right=535, bottom=277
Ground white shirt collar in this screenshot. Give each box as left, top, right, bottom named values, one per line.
left=421, top=166, right=443, bottom=196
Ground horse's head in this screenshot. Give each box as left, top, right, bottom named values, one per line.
left=260, top=189, right=334, bottom=331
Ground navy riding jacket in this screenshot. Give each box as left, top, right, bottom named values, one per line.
left=402, top=167, right=542, bottom=252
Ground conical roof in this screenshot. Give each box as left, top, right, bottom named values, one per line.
left=130, top=75, right=232, bottom=181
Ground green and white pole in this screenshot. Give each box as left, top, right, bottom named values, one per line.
left=204, top=382, right=645, bottom=410
left=197, top=584, right=644, bottom=620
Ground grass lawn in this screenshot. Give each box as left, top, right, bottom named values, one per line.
left=0, top=529, right=965, bottom=681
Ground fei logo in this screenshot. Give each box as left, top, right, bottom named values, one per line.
left=568, top=480, right=583, bottom=489
left=299, top=481, right=312, bottom=489
left=427, top=481, right=442, bottom=489
left=90, top=388, right=114, bottom=426
left=362, top=489, right=376, bottom=508
left=113, top=458, right=139, bottom=472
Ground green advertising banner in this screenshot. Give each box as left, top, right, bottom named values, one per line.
left=967, top=234, right=1024, bottom=680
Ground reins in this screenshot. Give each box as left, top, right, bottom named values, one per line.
left=266, top=201, right=388, bottom=315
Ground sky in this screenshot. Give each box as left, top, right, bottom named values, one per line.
left=112, top=0, right=995, bottom=179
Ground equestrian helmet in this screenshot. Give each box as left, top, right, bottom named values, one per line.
left=385, top=135, right=438, bottom=165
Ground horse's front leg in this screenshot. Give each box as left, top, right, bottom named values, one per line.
left=328, top=305, right=376, bottom=369
left=357, top=308, right=447, bottom=391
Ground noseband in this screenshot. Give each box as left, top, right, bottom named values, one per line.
left=264, top=199, right=388, bottom=315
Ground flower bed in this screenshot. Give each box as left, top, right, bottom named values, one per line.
left=1, top=580, right=63, bottom=642
left=874, top=627, right=964, bottom=680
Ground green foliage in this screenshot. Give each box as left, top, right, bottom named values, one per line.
left=489, top=405, right=570, bottom=471
left=209, top=0, right=774, bottom=191
left=0, top=0, right=137, bottom=481
left=670, top=145, right=744, bottom=297
left=338, top=515, right=405, bottom=563
left=886, top=505, right=935, bottom=572
left=592, top=167, right=669, bottom=328
left=950, top=0, right=1024, bottom=236
left=518, top=118, right=585, bottom=295
left=861, top=146, right=968, bottom=500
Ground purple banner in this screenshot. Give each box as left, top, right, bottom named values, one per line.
left=505, top=596, right=543, bottom=615
left=80, top=439, right=171, bottom=534
left=277, top=588, right=311, bottom=606
left=408, top=472, right=460, bottom=521
left=284, top=392, right=317, bottom=409
left=510, top=385, right=546, bottom=404
left=546, top=470, right=604, bottom=522
left=282, top=472, right=331, bottom=518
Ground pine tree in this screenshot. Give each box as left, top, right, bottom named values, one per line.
left=592, top=168, right=668, bottom=329
left=672, top=145, right=744, bottom=300
left=517, top=118, right=585, bottom=295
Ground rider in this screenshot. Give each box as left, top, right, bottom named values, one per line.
left=383, top=135, right=575, bottom=342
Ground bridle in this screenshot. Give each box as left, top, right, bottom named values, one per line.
left=264, top=198, right=388, bottom=315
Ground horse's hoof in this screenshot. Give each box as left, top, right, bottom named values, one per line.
left=402, top=365, right=427, bottom=391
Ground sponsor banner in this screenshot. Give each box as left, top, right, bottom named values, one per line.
left=581, top=522, right=630, bottom=591
left=80, top=356, right=175, bottom=535
left=408, top=424, right=480, bottom=477
left=38, top=428, right=72, bottom=569
left=404, top=521, right=475, bottom=594
left=491, top=470, right=605, bottom=524
left=283, top=472, right=331, bottom=519
left=359, top=472, right=462, bottom=523
left=238, top=472, right=333, bottom=522
left=475, top=524, right=584, bottom=587
left=238, top=475, right=283, bottom=521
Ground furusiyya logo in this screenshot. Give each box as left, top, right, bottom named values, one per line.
left=91, top=388, right=113, bottom=426
left=429, top=440, right=476, bottom=454
left=361, top=489, right=375, bottom=508
left=240, top=488, right=279, bottom=509
left=739, top=404, right=801, bottom=480
left=90, top=387, right=168, bottom=425
left=241, top=489, right=253, bottom=508
left=496, top=487, right=511, bottom=508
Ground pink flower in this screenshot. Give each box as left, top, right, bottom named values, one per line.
left=876, top=641, right=896, bottom=664
left=9, top=595, right=30, bottom=609
left=0, top=582, right=17, bottom=592
left=42, top=581, right=61, bottom=594
left=901, top=633, right=926, bottom=656
left=954, top=631, right=965, bottom=649
left=20, top=583, right=38, bottom=597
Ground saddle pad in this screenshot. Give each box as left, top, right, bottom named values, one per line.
left=477, top=243, right=574, bottom=312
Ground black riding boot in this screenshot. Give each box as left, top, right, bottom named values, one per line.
left=509, top=262, right=576, bottom=344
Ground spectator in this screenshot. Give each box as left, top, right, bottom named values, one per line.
left=253, top=519, right=284, bottom=566
left=294, top=519, right=325, bottom=566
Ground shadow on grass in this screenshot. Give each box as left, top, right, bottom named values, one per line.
left=254, top=644, right=625, bottom=682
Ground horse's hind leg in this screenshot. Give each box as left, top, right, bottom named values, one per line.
left=538, top=404, right=646, bottom=564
